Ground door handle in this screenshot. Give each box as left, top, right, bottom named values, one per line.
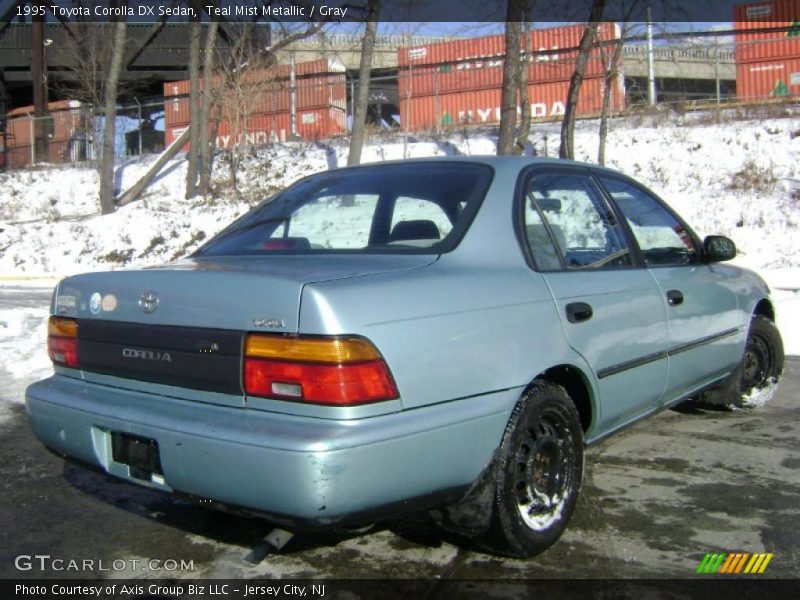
left=565, top=302, right=593, bottom=323
left=667, top=290, right=684, bottom=306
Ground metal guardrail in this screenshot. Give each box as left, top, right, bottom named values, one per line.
left=276, top=33, right=456, bottom=48
left=622, top=43, right=736, bottom=63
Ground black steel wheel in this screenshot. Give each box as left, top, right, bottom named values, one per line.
left=482, top=381, right=584, bottom=557
left=698, top=315, right=784, bottom=408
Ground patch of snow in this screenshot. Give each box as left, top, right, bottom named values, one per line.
left=0, top=307, right=51, bottom=390
left=740, top=379, right=780, bottom=409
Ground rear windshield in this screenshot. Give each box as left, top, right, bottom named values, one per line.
left=194, top=162, right=493, bottom=256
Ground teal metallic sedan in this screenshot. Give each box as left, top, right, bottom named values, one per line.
left=26, top=157, right=783, bottom=557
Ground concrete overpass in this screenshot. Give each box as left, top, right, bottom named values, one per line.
left=0, top=25, right=736, bottom=110
left=278, top=33, right=736, bottom=81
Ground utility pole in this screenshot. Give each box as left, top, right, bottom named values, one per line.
left=646, top=6, right=657, bottom=106
left=32, top=14, right=47, bottom=164
left=289, top=52, right=299, bottom=141
left=714, top=38, right=721, bottom=105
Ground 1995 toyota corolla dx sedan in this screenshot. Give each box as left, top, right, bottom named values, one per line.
left=26, top=157, right=784, bottom=557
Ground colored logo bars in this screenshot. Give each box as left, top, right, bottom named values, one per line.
left=697, top=552, right=774, bottom=574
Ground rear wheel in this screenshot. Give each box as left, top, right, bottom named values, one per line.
left=481, top=381, right=584, bottom=557
left=700, top=315, right=784, bottom=408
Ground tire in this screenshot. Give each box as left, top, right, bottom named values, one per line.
left=480, top=381, right=584, bottom=557
left=700, top=315, right=784, bottom=408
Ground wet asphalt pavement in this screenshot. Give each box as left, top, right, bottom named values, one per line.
left=1, top=289, right=799, bottom=583
left=3, top=366, right=799, bottom=581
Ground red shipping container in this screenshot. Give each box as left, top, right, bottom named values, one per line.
left=734, top=0, right=800, bottom=64
left=165, top=75, right=347, bottom=129
left=399, top=76, right=624, bottom=131
left=398, top=23, right=621, bottom=98
left=5, top=100, right=86, bottom=168
left=736, top=57, right=800, bottom=98
left=166, top=107, right=346, bottom=149
left=164, top=58, right=346, bottom=129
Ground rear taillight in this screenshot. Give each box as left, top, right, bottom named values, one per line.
left=48, top=316, right=79, bottom=368
left=244, top=334, right=398, bottom=406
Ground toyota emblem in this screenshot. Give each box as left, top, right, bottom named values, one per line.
left=139, top=290, right=159, bottom=314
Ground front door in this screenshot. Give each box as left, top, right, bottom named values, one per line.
left=520, top=167, right=669, bottom=436
left=596, top=174, right=744, bottom=403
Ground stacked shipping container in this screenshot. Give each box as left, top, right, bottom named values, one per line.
left=4, top=100, right=86, bottom=168
left=397, top=24, right=625, bottom=131
left=164, top=57, right=347, bottom=148
left=734, top=0, right=800, bottom=99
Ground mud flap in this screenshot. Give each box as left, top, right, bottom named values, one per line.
left=429, top=450, right=499, bottom=538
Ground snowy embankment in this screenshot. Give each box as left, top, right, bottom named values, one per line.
left=0, top=111, right=798, bottom=403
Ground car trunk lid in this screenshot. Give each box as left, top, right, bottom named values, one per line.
left=53, top=254, right=435, bottom=403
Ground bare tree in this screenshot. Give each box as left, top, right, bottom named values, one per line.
left=515, top=19, right=532, bottom=154
left=347, top=0, right=381, bottom=167
left=98, top=17, right=127, bottom=214
left=116, top=19, right=323, bottom=207
left=497, top=0, right=524, bottom=155
left=198, top=19, right=220, bottom=197
left=559, top=0, right=606, bottom=160
left=185, top=10, right=202, bottom=199
left=597, top=23, right=626, bottom=166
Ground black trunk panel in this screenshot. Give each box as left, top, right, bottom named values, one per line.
left=77, top=320, right=244, bottom=395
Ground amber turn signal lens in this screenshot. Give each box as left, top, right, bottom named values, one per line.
left=245, top=334, right=381, bottom=364
left=48, top=316, right=78, bottom=338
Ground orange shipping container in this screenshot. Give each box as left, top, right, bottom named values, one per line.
left=5, top=100, right=85, bottom=168
left=165, top=75, right=346, bottom=129
left=166, top=107, right=347, bottom=148
left=398, top=24, right=621, bottom=98
left=736, top=57, right=800, bottom=98
left=164, top=58, right=346, bottom=129
left=399, top=76, right=624, bottom=131
left=734, top=0, right=800, bottom=64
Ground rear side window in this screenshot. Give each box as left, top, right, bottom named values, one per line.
left=599, top=176, right=698, bottom=266
left=196, top=163, right=492, bottom=256
left=523, top=172, right=632, bottom=270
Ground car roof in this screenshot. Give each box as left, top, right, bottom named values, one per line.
left=335, top=155, right=626, bottom=178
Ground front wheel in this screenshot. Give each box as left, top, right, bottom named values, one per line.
left=481, top=381, right=584, bottom=557
left=699, top=315, right=784, bottom=408
left=739, top=315, right=784, bottom=406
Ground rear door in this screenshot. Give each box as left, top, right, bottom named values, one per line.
left=518, top=166, right=669, bottom=434
left=595, top=173, right=743, bottom=404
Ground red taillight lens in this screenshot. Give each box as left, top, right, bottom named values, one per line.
left=47, top=317, right=79, bottom=368
left=244, top=334, right=398, bottom=406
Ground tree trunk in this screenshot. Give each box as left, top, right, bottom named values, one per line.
left=347, top=0, right=381, bottom=167
left=559, top=0, right=605, bottom=160
left=199, top=19, right=219, bottom=197
left=515, top=20, right=532, bottom=155
left=98, top=18, right=126, bottom=215
left=497, top=0, right=523, bottom=155
left=185, top=14, right=202, bottom=199
left=598, top=30, right=624, bottom=166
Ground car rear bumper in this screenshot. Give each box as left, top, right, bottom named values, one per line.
left=25, top=375, right=517, bottom=528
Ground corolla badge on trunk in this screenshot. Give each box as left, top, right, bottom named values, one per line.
left=139, top=290, right=159, bottom=314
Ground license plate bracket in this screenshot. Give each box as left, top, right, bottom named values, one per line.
left=111, top=432, right=163, bottom=481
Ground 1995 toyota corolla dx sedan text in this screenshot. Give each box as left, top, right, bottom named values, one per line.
left=26, top=157, right=784, bottom=557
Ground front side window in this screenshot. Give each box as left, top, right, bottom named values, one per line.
left=195, top=163, right=492, bottom=256
left=599, top=176, right=698, bottom=266
left=524, top=172, right=632, bottom=270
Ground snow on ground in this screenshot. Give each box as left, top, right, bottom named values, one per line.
left=0, top=110, right=798, bottom=359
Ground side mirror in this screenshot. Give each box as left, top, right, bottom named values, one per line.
left=703, top=235, right=736, bottom=262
